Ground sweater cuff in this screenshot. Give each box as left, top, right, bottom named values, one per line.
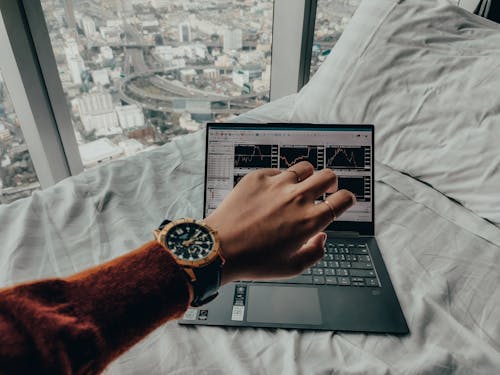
left=66, top=241, right=193, bottom=361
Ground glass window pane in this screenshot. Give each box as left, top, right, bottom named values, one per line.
left=310, top=0, right=361, bottom=78
left=0, top=70, right=40, bottom=203
left=40, top=0, right=274, bottom=169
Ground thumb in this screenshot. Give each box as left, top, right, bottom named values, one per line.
left=288, top=232, right=326, bottom=275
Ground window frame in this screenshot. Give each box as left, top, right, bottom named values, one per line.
left=0, top=0, right=82, bottom=189
left=270, top=0, right=317, bottom=100
left=2, top=0, right=318, bottom=188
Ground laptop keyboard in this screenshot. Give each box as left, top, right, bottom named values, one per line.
left=256, top=241, right=381, bottom=288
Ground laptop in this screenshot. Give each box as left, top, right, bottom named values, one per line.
left=179, top=123, right=409, bottom=334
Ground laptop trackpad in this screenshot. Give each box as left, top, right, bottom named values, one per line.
left=247, top=285, right=322, bottom=325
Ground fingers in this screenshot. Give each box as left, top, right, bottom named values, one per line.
left=299, top=168, right=338, bottom=199
left=253, top=168, right=282, bottom=177
left=276, top=161, right=315, bottom=183
left=288, top=232, right=327, bottom=274
left=313, top=189, right=356, bottom=227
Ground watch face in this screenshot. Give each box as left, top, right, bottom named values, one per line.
left=165, top=222, right=215, bottom=261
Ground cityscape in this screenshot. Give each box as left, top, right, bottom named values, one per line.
left=41, top=0, right=274, bottom=170
left=0, top=0, right=360, bottom=204
left=0, top=71, right=41, bottom=204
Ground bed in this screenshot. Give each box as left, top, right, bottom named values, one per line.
left=1, top=0, right=500, bottom=373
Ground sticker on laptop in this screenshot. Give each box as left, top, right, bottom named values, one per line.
left=182, top=308, right=198, bottom=321
left=198, top=310, right=209, bottom=320
left=231, top=284, right=247, bottom=321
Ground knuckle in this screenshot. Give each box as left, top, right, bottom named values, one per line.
left=249, top=169, right=267, bottom=181
left=292, top=192, right=309, bottom=206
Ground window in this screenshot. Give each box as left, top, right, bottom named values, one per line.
left=40, top=0, right=274, bottom=169
left=0, top=70, right=40, bottom=204
left=310, top=0, right=360, bottom=78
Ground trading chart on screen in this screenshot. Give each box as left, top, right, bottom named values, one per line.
left=206, top=126, right=373, bottom=222
left=234, top=144, right=276, bottom=169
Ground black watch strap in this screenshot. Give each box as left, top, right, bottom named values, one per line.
left=158, top=219, right=222, bottom=307
left=190, top=257, right=222, bottom=307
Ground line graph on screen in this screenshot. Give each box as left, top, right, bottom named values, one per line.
left=326, top=146, right=370, bottom=170
left=234, top=145, right=274, bottom=168
left=279, top=146, right=319, bottom=169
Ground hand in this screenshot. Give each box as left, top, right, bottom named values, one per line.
left=203, top=161, right=356, bottom=285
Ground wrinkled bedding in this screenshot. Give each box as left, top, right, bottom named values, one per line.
left=0, top=97, right=499, bottom=373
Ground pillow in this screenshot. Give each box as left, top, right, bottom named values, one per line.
left=292, top=0, right=500, bottom=225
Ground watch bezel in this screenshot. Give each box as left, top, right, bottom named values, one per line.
left=154, top=218, right=223, bottom=268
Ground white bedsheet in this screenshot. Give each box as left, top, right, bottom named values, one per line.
left=0, top=93, right=499, bottom=373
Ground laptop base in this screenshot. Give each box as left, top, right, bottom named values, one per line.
left=179, top=235, right=409, bottom=335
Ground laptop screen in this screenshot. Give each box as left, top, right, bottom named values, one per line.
left=204, top=123, right=374, bottom=235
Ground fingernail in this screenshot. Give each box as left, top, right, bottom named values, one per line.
left=321, top=233, right=327, bottom=246
left=351, top=192, right=357, bottom=205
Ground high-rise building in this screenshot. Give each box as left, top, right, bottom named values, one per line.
left=79, top=138, right=124, bottom=169
left=91, top=69, right=110, bottom=86
left=155, top=46, right=174, bottom=61
left=203, top=68, right=219, bottom=80
left=77, top=91, right=114, bottom=114
left=67, top=56, right=85, bottom=85
left=116, top=105, right=145, bottom=129
left=0, top=122, right=12, bottom=141
left=63, top=0, right=77, bottom=33
left=65, top=40, right=85, bottom=85
left=100, top=46, right=114, bottom=60
left=80, top=17, right=96, bottom=37
left=76, top=92, right=120, bottom=134
left=179, top=23, right=192, bottom=43
left=223, top=28, right=243, bottom=52
left=64, top=39, right=80, bottom=57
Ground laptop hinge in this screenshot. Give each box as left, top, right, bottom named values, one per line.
left=327, top=231, right=360, bottom=238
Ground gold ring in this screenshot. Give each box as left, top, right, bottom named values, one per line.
left=284, top=169, right=301, bottom=182
left=323, top=200, right=337, bottom=222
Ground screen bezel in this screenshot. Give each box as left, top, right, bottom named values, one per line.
left=204, top=123, right=375, bottom=236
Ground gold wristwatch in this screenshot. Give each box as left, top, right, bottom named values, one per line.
left=154, top=218, right=225, bottom=307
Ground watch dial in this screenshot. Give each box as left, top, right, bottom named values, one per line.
left=165, top=222, right=215, bottom=261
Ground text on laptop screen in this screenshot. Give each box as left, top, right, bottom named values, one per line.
left=205, top=125, right=373, bottom=223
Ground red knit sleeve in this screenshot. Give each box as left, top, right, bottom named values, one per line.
left=0, top=241, right=193, bottom=374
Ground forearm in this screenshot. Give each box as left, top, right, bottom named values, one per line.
left=0, top=241, right=192, bottom=374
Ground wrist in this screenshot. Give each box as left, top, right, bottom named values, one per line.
left=203, top=216, right=241, bottom=286
left=220, top=262, right=239, bottom=286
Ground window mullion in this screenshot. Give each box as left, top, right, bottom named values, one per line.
left=22, top=0, right=84, bottom=176
left=271, top=0, right=316, bottom=100
left=0, top=1, right=72, bottom=188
